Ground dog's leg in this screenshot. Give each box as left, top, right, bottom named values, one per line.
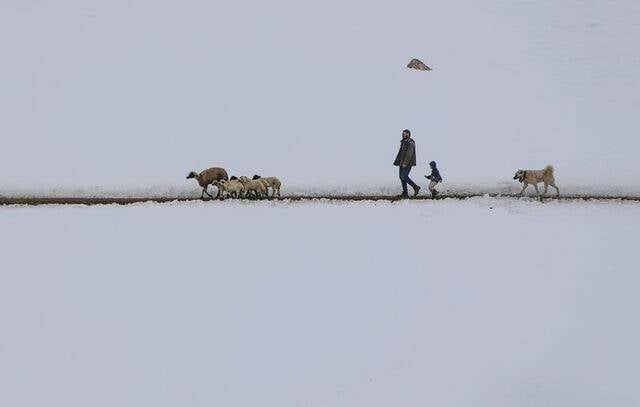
left=543, top=183, right=549, bottom=196
left=551, top=183, right=560, bottom=197
left=533, top=183, right=540, bottom=196
left=518, top=182, right=528, bottom=196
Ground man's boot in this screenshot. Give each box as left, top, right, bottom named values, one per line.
left=398, top=191, right=409, bottom=198
left=413, top=185, right=421, bottom=196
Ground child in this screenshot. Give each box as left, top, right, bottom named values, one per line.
left=424, top=161, right=443, bottom=197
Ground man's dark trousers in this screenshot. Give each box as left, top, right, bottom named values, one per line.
left=399, top=166, right=418, bottom=194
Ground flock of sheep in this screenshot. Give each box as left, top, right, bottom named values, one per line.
left=186, top=167, right=282, bottom=200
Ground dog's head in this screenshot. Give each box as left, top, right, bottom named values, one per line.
left=513, top=170, right=525, bottom=183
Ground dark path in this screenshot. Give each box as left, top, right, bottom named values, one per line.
left=1, top=194, right=639, bottom=206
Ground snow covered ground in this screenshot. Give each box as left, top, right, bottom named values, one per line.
left=1, top=198, right=639, bottom=406
left=2, top=180, right=640, bottom=200
left=1, top=0, right=638, bottom=405
left=1, top=0, right=639, bottom=195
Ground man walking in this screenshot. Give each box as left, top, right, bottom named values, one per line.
left=393, top=129, right=420, bottom=197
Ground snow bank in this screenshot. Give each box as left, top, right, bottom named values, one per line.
left=2, top=180, right=640, bottom=199
left=1, top=198, right=639, bottom=406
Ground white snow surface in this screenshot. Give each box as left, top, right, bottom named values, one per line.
left=1, top=0, right=640, bottom=196
left=1, top=198, right=639, bottom=406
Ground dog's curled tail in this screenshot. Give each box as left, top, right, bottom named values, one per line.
left=544, top=165, right=554, bottom=177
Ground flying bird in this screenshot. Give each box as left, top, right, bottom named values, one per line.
left=407, top=58, right=432, bottom=71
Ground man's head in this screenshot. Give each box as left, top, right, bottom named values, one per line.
left=402, top=129, right=411, bottom=139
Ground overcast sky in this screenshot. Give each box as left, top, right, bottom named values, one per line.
left=1, top=0, right=638, bottom=191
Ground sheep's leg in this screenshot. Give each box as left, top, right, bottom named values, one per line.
left=201, top=188, right=213, bottom=200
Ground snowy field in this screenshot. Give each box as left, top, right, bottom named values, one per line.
left=1, top=198, right=639, bottom=407
left=1, top=0, right=639, bottom=196
left=2, top=0, right=639, bottom=405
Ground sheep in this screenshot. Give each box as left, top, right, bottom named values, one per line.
left=252, top=174, right=282, bottom=197
left=238, top=176, right=267, bottom=199
left=186, top=167, right=228, bottom=199
left=214, top=179, right=244, bottom=199
left=211, top=180, right=228, bottom=199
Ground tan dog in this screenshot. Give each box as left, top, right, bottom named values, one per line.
left=513, top=165, right=560, bottom=197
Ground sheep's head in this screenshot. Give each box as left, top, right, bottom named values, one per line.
left=252, top=174, right=262, bottom=180
left=230, top=176, right=238, bottom=180
left=186, top=171, right=198, bottom=179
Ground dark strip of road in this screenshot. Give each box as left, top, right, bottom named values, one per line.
left=1, top=194, right=639, bottom=206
